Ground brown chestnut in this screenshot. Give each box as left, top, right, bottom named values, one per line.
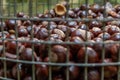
left=18, top=27, right=28, bottom=37
left=93, top=37, right=103, bottom=54
left=24, top=76, right=32, bottom=80
left=17, top=12, right=24, bottom=17
left=71, top=29, right=92, bottom=40
left=68, top=63, right=80, bottom=80
left=49, top=9, right=56, bottom=17
left=88, top=70, right=100, bottom=80
left=68, top=10, right=77, bottom=18
left=1, top=52, right=17, bottom=68
left=50, top=45, right=67, bottom=63
left=70, top=36, right=84, bottom=53
left=77, top=10, right=87, bottom=18
left=104, top=25, right=120, bottom=35
left=20, top=48, right=37, bottom=61
left=90, top=27, right=102, bottom=37
left=90, top=4, right=101, bottom=13
left=52, top=29, right=65, bottom=40
left=80, top=4, right=90, bottom=10
left=5, top=20, right=16, bottom=30
left=53, top=75, right=64, bottom=80
left=89, top=21, right=102, bottom=29
left=23, top=20, right=31, bottom=26
left=36, top=64, right=49, bottom=80
left=78, top=24, right=88, bottom=30
left=102, top=58, right=117, bottom=78
left=12, top=64, right=26, bottom=79
left=57, top=25, right=67, bottom=32
left=6, top=41, right=22, bottom=54
left=98, top=32, right=111, bottom=40
left=67, top=21, right=78, bottom=28
left=110, top=33, right=120, bottom=41
left=35, top=28, right=48, bottom=40
left=77, top=47, right=98, bottom=63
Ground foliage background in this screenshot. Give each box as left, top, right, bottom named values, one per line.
left=3, top=0, right=120, bottom=16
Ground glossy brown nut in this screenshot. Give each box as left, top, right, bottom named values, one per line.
left=17, top=12, right=24, bottom=17
left=32, top=17, right=41, bottom=25
left=91, top=4, right=101, bottom=13
left=52, top=29, right=65, bottom=40
left=78, top=24, right=88, bottom=30
left=104, top=40, right=119, bottom=61
left=80, top=4, right=90, bottom=10
left=49, top=37, right=63, bottom=44
left=50, top=34, right=62, bottom=40
left=0, top=69, right=12, bottom=78
left=89, top=21, right=102, bottom=29
left=18, top=28, right=28, bottom=37
left=26, top=25, right=32, bottom=34
left=41, top=21, right=48, bottom=27
left=35, top=28, right=48, bottom=40
left=88, top=70, right=100, bottom=80
left=23, top=20, right=31, bottom=26
left=6, top=41, right=22, bottom=54
left=77, top=10, right=87, bottom=18
left=36, top=64, right=49, bottom=80
left=5, top=20, right=16, bottom=30
left=24, top=76, right=32, bottom=80
left=90, top=27, right=102, bottom=37
left=49, top=24, right=57, bottom=30
left=68, top=10, right=77, bottom=18
left=98, top=32, right=111, bottom=40
left=104, top=25, right=120, bottom=35
left=111, top=44, right=119, bottom=61
left=69, top=64, right=80, bottom=80
left=70, top=36, right=84, bottom=52
left=1, top=52, right=17, bottom=68
left=21, top=15, right=29, bottom=22
left=102, top=58, right=117, bottom=78
left=50, top=45, right=67, bottom=63
left=20, top=48, right=37, bottom=61
left=57, top=25, right=67, bottom=32
left=71, top=29, right=92, bottom=40
left=37, top=13, right=44, bottom=18
left=77, top=47, right=98, bottom=63
left=93, top=37, right=103, bottom=54
left=88, top=10, right=97, bottom=18
left=110, top=33, right=120, bottom=41
left=67, top=21, right=78, bottom=28
left=53, top=75, right=64, bottom=80
left=87, top=40, right=95, bottom=48
left=73, top=7, right=80, bottom=13
left=49, top=9, right=56, bottom=17
left=12, top=64, right=26, bottom=79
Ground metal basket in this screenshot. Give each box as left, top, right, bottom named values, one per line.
left=0, top=0, right=120, bottom=80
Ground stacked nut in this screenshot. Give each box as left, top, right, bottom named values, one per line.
left=0, top=1, right=120, bottom=80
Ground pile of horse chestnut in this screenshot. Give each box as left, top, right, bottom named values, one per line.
left=0, top=1, right=120, bottom=80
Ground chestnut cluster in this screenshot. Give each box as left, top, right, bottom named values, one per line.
left=0, top=1, right=120, bottom=80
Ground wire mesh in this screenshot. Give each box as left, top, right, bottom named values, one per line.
left=0, top=0, right=120, bottom=80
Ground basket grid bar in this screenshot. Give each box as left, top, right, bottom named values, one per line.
left=0, top=0, right=120, bottom=80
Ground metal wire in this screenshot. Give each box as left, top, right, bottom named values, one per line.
left=0, top=0, right=119, bottom=80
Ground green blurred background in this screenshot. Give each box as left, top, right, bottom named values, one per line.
left=2, top=0, right=120, bottom=16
